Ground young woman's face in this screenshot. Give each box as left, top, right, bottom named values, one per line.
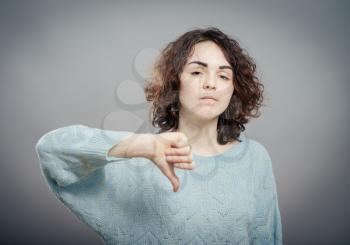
left=179, top=41, right=234, bottom=121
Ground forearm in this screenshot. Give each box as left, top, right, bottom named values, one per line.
left=107, top=133, right=155, bottom=160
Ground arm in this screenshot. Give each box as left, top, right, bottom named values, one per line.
left=251, top=146, right=283, bottom=245
left=35, top=124, right=152, bottom=187
left=107, top=132, right=155, bottom=160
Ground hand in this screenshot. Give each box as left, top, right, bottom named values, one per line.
left=149, top=131, right=196, bottom=192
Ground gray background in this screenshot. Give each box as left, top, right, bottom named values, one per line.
left=1, top=0, right=349, bottom=244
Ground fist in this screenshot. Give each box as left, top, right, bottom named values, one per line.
left=149, top=131, right=196, bottom=192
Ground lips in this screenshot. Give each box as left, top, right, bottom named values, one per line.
left=200, top=96, right=217, bottom=101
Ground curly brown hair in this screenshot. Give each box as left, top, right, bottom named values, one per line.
left=144, top=27, right=264, bottom=144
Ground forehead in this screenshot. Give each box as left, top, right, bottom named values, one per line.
left=186, top=41, right=230, bottom=66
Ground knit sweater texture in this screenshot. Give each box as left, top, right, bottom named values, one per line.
left=35, top=124, right=283, bottom=244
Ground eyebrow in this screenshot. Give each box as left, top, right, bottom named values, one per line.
left=187, top=61, right=232, bottom=70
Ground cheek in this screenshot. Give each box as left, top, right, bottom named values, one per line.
left=219, top=85, right=234, bottom=108
left=219, top=83, right=234, bottom=98
left=179, top=85, right=197, bottom=107
left=179, top=75, right=198, bottom=96
left=179, top=82, right=200, bottom=110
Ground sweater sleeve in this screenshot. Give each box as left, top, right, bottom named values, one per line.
left=35, top=124, right=134, bottom=188
left=251, top=144, right=283, bottom=245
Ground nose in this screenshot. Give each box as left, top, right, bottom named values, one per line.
left=202, top=75, right=216, bottom=90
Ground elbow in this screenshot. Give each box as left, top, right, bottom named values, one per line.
left=35, top=132, right=54, bottom=172
left=35, top=134, right=50, bottom=155
left=35, top=128, right=56, bottom=155
left=35, top=124, right=85, bottom=154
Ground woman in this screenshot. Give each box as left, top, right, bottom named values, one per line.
left=35, top=27, right=283, bottom=244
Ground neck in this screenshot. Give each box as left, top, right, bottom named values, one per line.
left=177, top=110, right=220, bottom=154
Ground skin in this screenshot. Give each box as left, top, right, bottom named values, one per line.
left=162, top=40, right=240, bottom=191
left=109, top=40, right=240, bottom=192
left=175, top=40, right=238, bottom=156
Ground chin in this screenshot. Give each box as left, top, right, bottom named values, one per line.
left=182, top=105, right=221, bottom=121
left=194, top=110, right=220, bottom=121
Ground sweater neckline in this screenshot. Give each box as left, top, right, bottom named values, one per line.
left=192, top=133, right=246, bottom=159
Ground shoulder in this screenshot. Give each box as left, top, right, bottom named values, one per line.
left=246, top=138, right=271, bottom=161
left=245, top=138, right=274, bottom=174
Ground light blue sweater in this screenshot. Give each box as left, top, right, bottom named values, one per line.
left=35, top=124, right=282, bottom=244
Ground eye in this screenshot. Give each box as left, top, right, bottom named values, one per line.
left=220, top=75, right=229, bottom=80
left=191, top=71, right=201, bottom=76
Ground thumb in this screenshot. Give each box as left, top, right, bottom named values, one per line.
left=167, top=171, right=180, bottom=192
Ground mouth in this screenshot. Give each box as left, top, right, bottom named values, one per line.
left=200, top=96, right=217, bottom=101
left=199, top=97, right=217, bottom=105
